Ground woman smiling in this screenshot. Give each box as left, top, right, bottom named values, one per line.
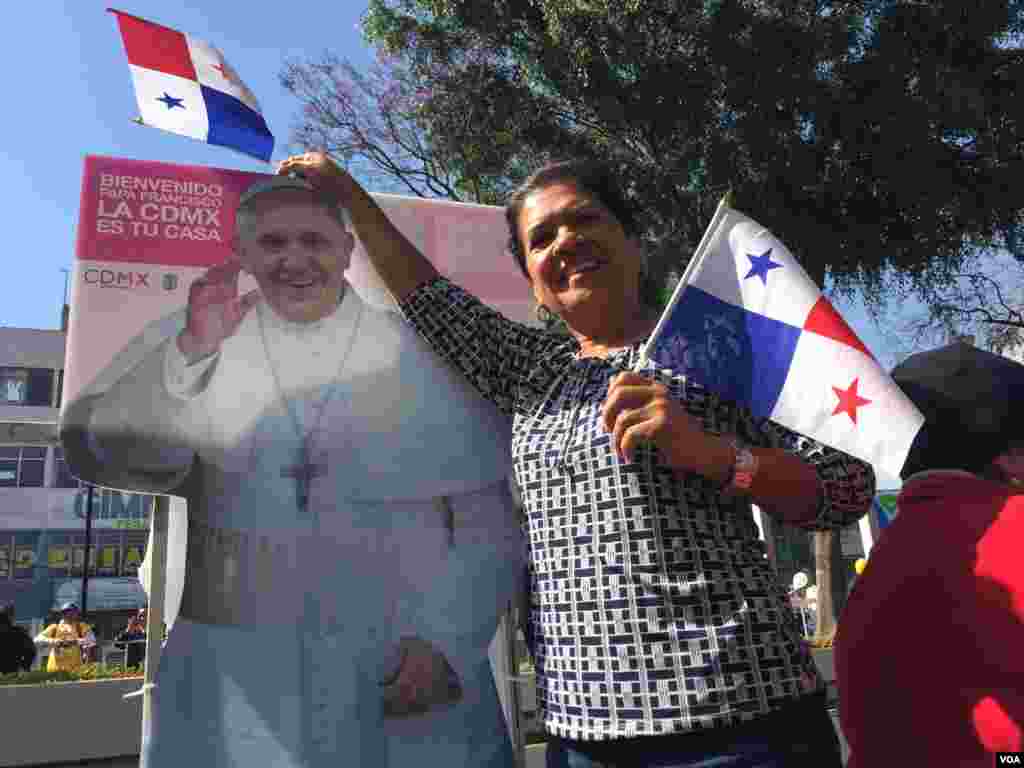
left=279, top=153, right=876, bottom=768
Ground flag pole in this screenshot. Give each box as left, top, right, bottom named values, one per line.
left=636, top=191, right=733, bottom=369
left=123, top=495, right=168, bottom=754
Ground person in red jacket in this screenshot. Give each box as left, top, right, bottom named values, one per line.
left=835, top=341, right=1024, bottom=767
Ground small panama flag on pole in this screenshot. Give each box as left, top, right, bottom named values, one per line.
left=638, top=198, right=925, bottom=479
left=109, top=9, right=274, bottom=163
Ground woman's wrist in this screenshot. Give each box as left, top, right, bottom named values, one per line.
left=696, top=435, right=736, bottom=486
left=344, top=178, right=390, bottom=238
left=345, top=184, right=439, bottom=303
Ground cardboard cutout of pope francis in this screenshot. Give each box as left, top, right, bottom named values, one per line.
left=60, top=156, right=532, bottom=767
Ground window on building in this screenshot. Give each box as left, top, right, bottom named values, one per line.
left=122, top=531, right=148, bottom=577
left=56, top=369, right=64, bottom=409
left=12, top=532, right=40, bottom=580
left=0, top=446, right=47, bottom=487
left=0, top=534, right=11, bottom=581
left=53, top=447, right=81, bottom=488
left=0, top=367, right=55, bottom=406
left=47, top=533, right=72, bottom=577
left=1, top=368, right=28, bottom=403
left=97, top=531, right=123, bottom=576
left=0, top=448, right=15, bottom=485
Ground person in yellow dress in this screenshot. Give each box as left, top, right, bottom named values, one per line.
left=34, top=602, right=96, bottom=672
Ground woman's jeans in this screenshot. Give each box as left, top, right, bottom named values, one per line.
left=544, top=691, right=843, bottom=768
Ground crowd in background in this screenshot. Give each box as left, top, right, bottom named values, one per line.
left=0, top=602, right=149, bottom=675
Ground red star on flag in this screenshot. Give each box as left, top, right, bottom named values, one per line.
left=211, top=61, right=236, bottom=83
left=832, top=378, right=872, bottom=424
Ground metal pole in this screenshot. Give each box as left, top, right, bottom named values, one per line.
left=503, top=605, right=524, bottom=768
left=139, top=496, right=168, bottom=748
left=81, top=485, right=93, bottom=615
left=60, top=268, right=71, bottom=333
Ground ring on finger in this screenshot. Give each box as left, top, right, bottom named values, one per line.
left=615, top=407, right=638, bottom=428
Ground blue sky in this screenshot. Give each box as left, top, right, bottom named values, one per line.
left=2, top=1, right=375, bottom=331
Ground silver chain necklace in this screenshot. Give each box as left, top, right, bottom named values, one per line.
left=256, top=288, right=364, bottom=512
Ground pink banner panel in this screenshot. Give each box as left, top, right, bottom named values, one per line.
left=65, top=155, right=534, bottom=405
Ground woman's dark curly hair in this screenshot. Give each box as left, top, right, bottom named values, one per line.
left=505, top=160, right=663, bottom=308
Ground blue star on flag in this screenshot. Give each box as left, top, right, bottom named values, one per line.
left=156, top=93, right=185, bottom=110
left=744, top=248, right=783, bottom=285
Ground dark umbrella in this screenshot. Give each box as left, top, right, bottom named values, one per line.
left=891, top=340, right=1024, bottom=479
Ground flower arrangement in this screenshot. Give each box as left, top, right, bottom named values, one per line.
left=0, top=662, right=144, bottom=686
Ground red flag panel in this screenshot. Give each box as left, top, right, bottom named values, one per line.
left=111, top=10, right=197, bottom=82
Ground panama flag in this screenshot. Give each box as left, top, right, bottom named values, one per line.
left=641, top=202, right=924, bottom=478
left=110, top=10, right=274, bottom=162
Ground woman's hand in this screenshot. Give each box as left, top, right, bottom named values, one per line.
left=277, top=151, right=356, bottom=204
left=600, top=371, right=733, bottom=481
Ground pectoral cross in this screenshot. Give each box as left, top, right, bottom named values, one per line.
left=281, top=435, right=327, bottom=512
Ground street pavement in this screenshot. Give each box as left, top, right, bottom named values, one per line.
left=38, top=758, right=138, bottom=767
left=36, top=712, right=848, bottom=767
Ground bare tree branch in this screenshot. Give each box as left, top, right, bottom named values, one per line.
left=280, top=54, right=482, bottom=202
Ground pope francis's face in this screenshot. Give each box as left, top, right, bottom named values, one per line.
left=235, top=190, right=355, bottom=324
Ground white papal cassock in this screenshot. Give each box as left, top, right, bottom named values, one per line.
left=61, top=287, right=522, bottom=767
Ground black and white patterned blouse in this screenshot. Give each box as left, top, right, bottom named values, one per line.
left=400, top=277, right=876, bottom=741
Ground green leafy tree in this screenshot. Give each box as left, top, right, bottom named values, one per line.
left=287, top=0, right=1024, bottom=640
left=869, top=245, right=1024, bottom=363
left=360, top=0, right=1024, bottom=296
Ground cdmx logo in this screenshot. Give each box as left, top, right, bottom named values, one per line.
left=73, top=487, right=151, bottom=522
left=83, top=268, right=150, bottom=289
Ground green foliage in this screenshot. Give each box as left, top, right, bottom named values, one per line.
left=0, top=669, right=76, bottom=686
left=0, top=663, right=144, bottom=687
left=284, top=0, right=1024, bottom=668
left=653, top=279, right=677, bottom=311
left=351, top=0, right=1024, bottom=306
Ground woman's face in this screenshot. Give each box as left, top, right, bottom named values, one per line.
left=517, top=182, right=643, bottom=320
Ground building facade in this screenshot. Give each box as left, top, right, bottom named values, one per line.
left=0, top=325, right=149, bottom=645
